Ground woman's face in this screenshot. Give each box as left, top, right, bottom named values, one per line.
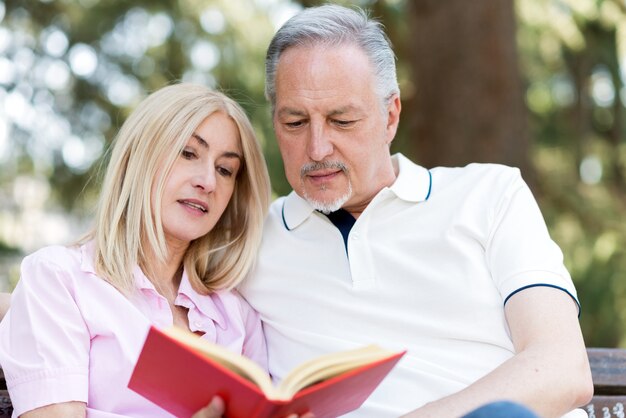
left=155, top=112, right=243, bottom=251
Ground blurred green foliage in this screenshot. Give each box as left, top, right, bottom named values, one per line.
left=0, top=0, right=624, bottom=347
left=516, top=0, right=626, bottom=347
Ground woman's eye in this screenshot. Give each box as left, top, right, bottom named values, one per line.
left=181, top=149, right=196, bottom=159
left=217, top=167, right=233, bottom=177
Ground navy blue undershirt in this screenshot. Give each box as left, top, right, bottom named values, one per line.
left=324, top=208, right=356, bottom=252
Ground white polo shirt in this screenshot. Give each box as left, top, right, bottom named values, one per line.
left=240, top=153, right=580, bottom=417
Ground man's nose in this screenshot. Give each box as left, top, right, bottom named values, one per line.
left=306, top=122, right=333, bottom=161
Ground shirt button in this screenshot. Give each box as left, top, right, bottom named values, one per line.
left=352, top=233, right=360, bottom=240
left=194, top=321, right=203, bottom=328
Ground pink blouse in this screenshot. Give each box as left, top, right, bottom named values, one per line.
left=0, top=242, right=267, bottom=417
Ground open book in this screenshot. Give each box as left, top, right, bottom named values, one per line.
left=128, top=326, right=405, bottom=418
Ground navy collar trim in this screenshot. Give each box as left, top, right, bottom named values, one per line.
left=280, top=154, right=432, bottom=231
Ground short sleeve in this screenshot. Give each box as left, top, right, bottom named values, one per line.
left=0, top=247, right=90, bottom=416
left=485, top=171, right=579, bottom=311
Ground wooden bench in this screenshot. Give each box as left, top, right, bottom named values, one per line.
left=585, top=348, right=626, bottom=417
left=0, top=348, right=623, bottom=416
left=0, top=368, right=10, bottom=416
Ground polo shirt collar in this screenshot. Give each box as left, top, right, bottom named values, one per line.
left=389, top=153, right=432, bottom=203
left=280, top=153, right=432, bottom=230
left=281, top=190, right=316, bottom=231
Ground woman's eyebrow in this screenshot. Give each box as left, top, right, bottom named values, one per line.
left=192, top=133, right=209, bottom=148
left=222, top=151, right=243, bottom=162
left=192, top=133, right=243, bottom=161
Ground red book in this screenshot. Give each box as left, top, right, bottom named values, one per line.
left=128, top=326, right=405, bottom=418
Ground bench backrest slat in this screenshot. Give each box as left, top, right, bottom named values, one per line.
left=587, top=348, right=626, bottom=395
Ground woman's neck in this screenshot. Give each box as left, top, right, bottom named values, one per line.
left=141, top=241, right=189, bottom=302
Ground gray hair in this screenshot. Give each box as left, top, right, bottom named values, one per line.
left=265, top=4, right=399, bottom=111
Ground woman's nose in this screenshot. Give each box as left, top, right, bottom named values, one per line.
left=192, top=167, right=216, bottom=192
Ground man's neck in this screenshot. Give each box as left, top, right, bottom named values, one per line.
left=343, top=160, right=399, bottom=219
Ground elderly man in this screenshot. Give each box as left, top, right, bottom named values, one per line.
left=239, top=4, right=592, bottom=418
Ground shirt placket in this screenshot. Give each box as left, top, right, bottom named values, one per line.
left=348, top=214, right=376, bottom=289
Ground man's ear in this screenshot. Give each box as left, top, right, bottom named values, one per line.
left=385, top=94, right=401, bottom=145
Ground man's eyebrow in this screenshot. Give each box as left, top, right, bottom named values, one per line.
left=277, top=105, right=362, bottom=119
left=328, top=105, right=360, bottom=117
left=276, top=108, right=307, bottom=118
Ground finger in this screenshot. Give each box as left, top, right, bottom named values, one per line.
left=191, top=396, right=225, bottom=418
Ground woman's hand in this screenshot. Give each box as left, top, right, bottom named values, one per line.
left=190, top=397, right=315, bottom=418
left=191, top=397, right=225, bottom=418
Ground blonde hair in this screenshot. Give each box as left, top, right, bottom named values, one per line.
left=82, top=83, right=270, bottom=294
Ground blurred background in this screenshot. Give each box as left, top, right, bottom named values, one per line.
left=0, top=0, right=624, bottom=347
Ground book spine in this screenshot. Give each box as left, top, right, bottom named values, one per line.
left=247, top=398, right=280, bottom=418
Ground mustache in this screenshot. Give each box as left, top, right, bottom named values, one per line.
left=300, top=161, right=348, bottom=177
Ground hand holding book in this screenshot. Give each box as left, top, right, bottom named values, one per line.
left=191, top=397, right=314, bottom=418
left=129, top=326, right=405, bottom=418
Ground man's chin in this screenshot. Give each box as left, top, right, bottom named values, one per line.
left=303, top=191, right=351, bottom=214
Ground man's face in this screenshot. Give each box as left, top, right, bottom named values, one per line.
left=272, top=43, right=401, bottom=215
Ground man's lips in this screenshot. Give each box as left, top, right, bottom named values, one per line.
left=306, top=170, right=341, bottom=182
left=308, top=169, right=340, bottom=177
left=300, top=161, right=348, bottom=186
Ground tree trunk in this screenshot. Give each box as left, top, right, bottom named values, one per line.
left=404, top=0, right=533, bottom=184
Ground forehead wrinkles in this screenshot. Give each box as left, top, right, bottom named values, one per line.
left=277, top=86, right=347, bottom=108
left=275, top=78, right=374, bottom=119
left=277, top=102, right=362, bottom=119
left=276, top=45, right=372, bottom=103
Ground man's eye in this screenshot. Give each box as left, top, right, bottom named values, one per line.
left=285, top=120, right=304, bottom=128
left=333, top=119, right=356, bottom=127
